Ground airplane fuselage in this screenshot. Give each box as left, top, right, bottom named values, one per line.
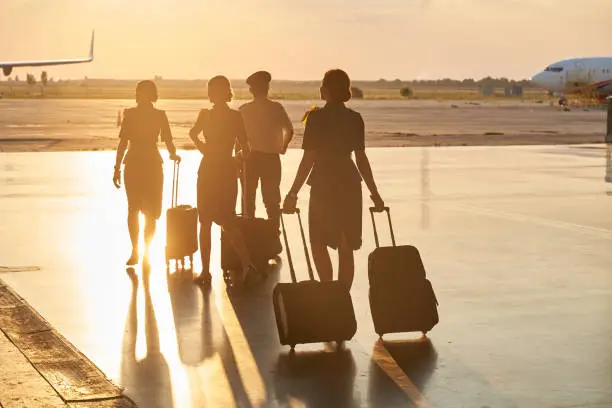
left=531, top=57, right=612, bottom=97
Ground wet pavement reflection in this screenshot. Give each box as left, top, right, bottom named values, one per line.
left=0, top=146, right=611, bottom=407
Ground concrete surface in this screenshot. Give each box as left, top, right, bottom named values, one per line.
left=0, top=280, right=136, bottom=407
left=0, top=146, right=611, bottom=408
left=0, top=99, right=606, bottom=152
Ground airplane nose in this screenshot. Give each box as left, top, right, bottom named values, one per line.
left=531, top=72, right=546, bottom=87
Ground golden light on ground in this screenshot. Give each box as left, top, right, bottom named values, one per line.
left=65, top=153, right=270, bottom=407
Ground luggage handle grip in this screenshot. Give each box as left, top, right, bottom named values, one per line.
left=237, top=156, right=251, bottom=219
left=280, top=209, right=316, bottom=283
left=171, top=160, right=180, bottom=208
left=369, top=206, right=396, bottom=248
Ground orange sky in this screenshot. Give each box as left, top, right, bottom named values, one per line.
left=1, top=0, right=611, bottom=80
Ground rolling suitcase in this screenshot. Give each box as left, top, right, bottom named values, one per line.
left=220, top=161, right=282, bottom=277
left=273, top=209, right=357, bottom=351
left=165, top=160, right=198, bottom=270
left=368, top=207, right=439, bottom=337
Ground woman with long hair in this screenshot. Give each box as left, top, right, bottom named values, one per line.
left=114, top=80, right=180, bottom=265
left=283, top=69, right=385, bottom=290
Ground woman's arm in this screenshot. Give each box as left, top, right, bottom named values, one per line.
left=161, top=112, right=180, bottom=160
left=114, top=138, right=128, bottom=171
left=113, top=138, right=128, bottom=189
left=113, top=113, right=130, bottom=188
left=288, top=151, right=316, bottom=196
left=355, top=149, right=384, bottom=208
left=189, top=110, right=208, bottom=154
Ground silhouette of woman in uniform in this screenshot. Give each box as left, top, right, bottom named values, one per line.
left=283, top=69, right=385, bottom=290
left=114, top=80, right=180, bottom=265
left=189, top=76, right=259, bottom=287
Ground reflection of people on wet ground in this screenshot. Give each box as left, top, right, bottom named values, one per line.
left=113, top=80, right=181, bottom=265
left=189, top=75, right=260, bottom=288
left=167, top=271, right=261, bottom=406
left=368, top=339, right=437, bottom=407
left=283, top=69, right=385, bottom=290
left=167, top=271, right=215, bottom=365
left=121, top=266, right=173, bottom=408
left=274, top=349, right=359, bottom=408
left=239, top=71, right=294, bottom=232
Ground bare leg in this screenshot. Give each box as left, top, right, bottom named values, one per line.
left=143, top=216, right=157, bottom=260
left=337, top=234, right=355, bottom=290
left=311, top=239, right=333, bottom=282
left=195, top=219, right=213, bottom=286
left=126, top=208, right=139, bottom=265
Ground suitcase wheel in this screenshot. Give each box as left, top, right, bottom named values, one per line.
left=289, top=345, right=296, bottom=351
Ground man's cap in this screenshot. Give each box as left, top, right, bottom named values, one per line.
left=246, top=71, right=272, bottom=86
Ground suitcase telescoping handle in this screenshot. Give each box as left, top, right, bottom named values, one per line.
left=171, top=160, right=180, bottom=209
left=239, top=159, right=249, bottom=218
left=369, top=206, right=396, bottom=248
left=280, top=208, right=316, bottom=283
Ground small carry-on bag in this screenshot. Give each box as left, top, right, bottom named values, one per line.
left=368, top=207, right=439, bottom=337
left=221, top=161, right=282, bottom=276
left=165, top=160, right=198, bottom=269
left=273, top=209, right=357, bottom=350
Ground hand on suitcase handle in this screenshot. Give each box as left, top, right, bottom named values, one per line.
left=282, top=194, right=298, bottom=215
left=369, top=206, right=396, bottom=247
left=281, top=207, right=300, bottom=215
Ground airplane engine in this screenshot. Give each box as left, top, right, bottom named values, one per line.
left=2, top=66, right=13, bottom=76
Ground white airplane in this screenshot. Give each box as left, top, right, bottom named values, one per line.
left=531, top=57, right=612, bottom=102
left=0, top=31, right=94, bottom=77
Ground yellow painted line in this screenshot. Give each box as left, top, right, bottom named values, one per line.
left=371, top=339, right=433, bottom=408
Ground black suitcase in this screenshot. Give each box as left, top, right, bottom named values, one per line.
left=273, top=209, right=357, bottom=351
left=220, top=162, right=282, bottom=276
left=165, top=160, right=198, bottom=270
left=368, top=207, right=439, bottom=337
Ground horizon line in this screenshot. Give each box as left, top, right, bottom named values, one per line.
left=3, top=76, right=534, bottom=82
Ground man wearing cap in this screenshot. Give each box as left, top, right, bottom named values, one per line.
left=239, top=71, right=294, bottom=232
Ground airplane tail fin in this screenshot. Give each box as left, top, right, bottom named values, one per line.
left=89, top=31, right=95, bottom=61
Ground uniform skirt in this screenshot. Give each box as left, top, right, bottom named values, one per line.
left=197, top=159, right=238, bottom=225
left=124, top=160, right=164, bottom=219
left=308, top=180, right=362, bottom=251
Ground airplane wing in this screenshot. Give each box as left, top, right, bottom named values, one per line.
left=1, top=31, right=94, bottom=75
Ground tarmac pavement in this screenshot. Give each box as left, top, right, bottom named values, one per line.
left=0, top=145, right=611, bottom=408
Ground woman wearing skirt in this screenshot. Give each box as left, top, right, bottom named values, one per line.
left=189, top=75, right=259, bottom=288
left=283, top=69, right=385, bottom=290
left=113, top=80, right=180, bottom=265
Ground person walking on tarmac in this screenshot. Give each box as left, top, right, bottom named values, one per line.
left=283, top=69, right=385, bottom=291
left=190, top=75, right=260, bottom=288
left=239, top=71, right=294, bottom=232
left=113, top=80, right=181, bottom=266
